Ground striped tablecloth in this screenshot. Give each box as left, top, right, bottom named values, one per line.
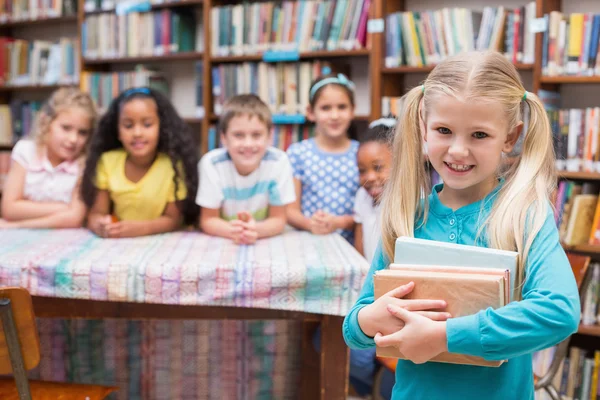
left=0, top=229, right=369, bottom=399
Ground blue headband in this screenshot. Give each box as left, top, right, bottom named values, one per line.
left=309, top=73, right=355, bottom=101
left=122, top=87, right=151, bottom=99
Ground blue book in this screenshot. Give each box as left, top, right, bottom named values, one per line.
left=394, top=236, right=518, bottom=301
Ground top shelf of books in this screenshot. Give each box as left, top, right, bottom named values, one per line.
left=84, top=0, right=204, bottom=15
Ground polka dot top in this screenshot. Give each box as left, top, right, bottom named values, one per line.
left=287, top=138, right=360, bottom=243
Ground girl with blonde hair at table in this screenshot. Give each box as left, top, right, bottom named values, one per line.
left=343, top=51, right=579, bottom=400
left=0, top=87, right=96, bottom=228
left=81, top=87, right=198, bottom=238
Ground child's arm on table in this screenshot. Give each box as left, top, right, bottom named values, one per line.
left=312, top=210, right=355, bottom=234
left=103, top=202, right=183, bottom=238
left=343, top=243, right=451, bottom=349
left=374, top=212, right=580, bottom=364
left=200, top=207, right=244, bottom=242
left=237, top=206, right=287, bottom=244
left=286, top=179, right=312, bottom=231
left=87, top=189, right=113, bottom=236
left=1, top=161, right=69, bottom=221
left=1, top=182, right=87, bottom=228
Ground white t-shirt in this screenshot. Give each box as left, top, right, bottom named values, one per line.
left=196, top=147, right=296, bottom=221
left=353, top=187, right=381, bottom=263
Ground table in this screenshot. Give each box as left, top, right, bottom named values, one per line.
left=0, top=228, right=369, bottom=399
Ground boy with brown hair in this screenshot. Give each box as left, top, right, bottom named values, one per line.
left=196, top=94, right=296, bottom=243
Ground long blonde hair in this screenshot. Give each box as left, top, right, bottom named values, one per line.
left=32, top=87, right=97, bottom=153
left=381, top=51, right=556, bottom=295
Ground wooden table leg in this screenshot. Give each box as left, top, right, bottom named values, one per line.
left=299, top=320, right=320, bottom=400
left=319, top=315, right=349, bottom=400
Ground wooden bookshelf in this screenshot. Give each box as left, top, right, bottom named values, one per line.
left=558, top=171, right=600, bottom=181
left=578, top=324, right=600, bottom=337
left=563, top=244, right=600, bottom=256
left=0, top=15, right=77, bottom=28
left=84, top=0, right=204, bottom=15
left=183, top=117, right=203, bottom=124
left=83, top=52, right=204, bottom=65
left=540, top=76, right=600, bottom=84
left=382, top=63, right=534, bottom=74
left=211, top=49, right=371, bottom=64
left=0, top=84, right=77, bottom=92
left=0, top=144, right=13, bottom=151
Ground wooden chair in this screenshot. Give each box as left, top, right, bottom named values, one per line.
left=0, top=287, right=117, bottom=400
left=372, top=253, right=591, bottom=400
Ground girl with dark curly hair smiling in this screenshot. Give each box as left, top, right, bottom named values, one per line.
left=81, top=87, right=199, bottom=238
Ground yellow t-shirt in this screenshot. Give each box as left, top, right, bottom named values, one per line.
left=95, top=149, right=187, bottom=221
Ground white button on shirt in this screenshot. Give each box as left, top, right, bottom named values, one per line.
left=11, top=140, right=80, bottom=204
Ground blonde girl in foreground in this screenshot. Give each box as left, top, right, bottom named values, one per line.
left=342, top=51, right=579, bottom=400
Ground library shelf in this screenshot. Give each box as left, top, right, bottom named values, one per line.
left=562, top=243, right=600, bottom=256
left=84, top=0, right=204, bottom=15
left=211, top=49, right=371, bottom=63
left=83, top=51, right=204, bottom=65
left=558, top=171, right=600, bottom=181
left=183, top=117, right=203, bottom=124
left=0, top=15, right=77, bottom=28
left=577, top=324, right=600, bottom=337
left=540, top=76, right=600, bottom=84
left=381, top=63, right=534, bottom=74
left=0, top=144, right=13, bottom=151
left=0, top=84, right=77, bottom=92
left=208, top=114, right=370, bottom=122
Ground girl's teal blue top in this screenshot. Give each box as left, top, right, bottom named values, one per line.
left=343, top=182, right=580, bottom=400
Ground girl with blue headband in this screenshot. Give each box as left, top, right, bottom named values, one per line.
left=286, top=73, right=360, bottom=243
left=81, top=87, right=199, bottom=238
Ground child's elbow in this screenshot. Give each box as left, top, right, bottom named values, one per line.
left=552, top=294, right=580, bottom=340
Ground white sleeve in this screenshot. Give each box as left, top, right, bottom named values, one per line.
left=195, top=154, right=224, bottom=209
left=270, top=155, right=296, bottom=206
left=353, top=192, right=364, bottom=224
left=11, top=140, right=34, bottom=168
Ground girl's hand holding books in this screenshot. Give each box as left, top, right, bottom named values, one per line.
left=374, top=304, right=448, bottom=365
left=357, top=281, right=451, bottom=338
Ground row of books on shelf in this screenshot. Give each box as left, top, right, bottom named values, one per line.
left=80, top=66, right=170, bottom=112
left=83, top=0, right=193, bottom=13
left=0, top=0, right=77, bottom=22
left=554, top=181, right=600, bottom=247
left=384, top=3, right=536, bottom=68
left=542, top=12, right=600, bottom=77
left=212, top=60, right=330, bottom=116
left=548, top=106, right=600, bottom=174
left=534, top=345, right=600, bottom=400
left=211, top=0, right=370, bottom=56
left=0, top=37, right=79, bottom=87
left=82, top=8, right=203, bottom=60
left=0, top=101, right=41, bottom=147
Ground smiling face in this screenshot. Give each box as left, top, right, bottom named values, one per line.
left=220, top=114, right=272, bottom=176
left=45, top=108, right=92, bottom=166
left=357, top=141, right=392, bottom=204
left=118, top=97, right=160, bottom=162
left=423, top=94, right=521, bottom=206
left=307, top=85, right=354, bottom=141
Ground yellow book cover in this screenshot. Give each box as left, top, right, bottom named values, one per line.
left=567, top=13, right=584, bottom=74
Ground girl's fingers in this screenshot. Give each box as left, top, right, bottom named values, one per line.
left=394, top=299, right=447, bottom=311
left=374, top=330, right=403, bottom=348
left=414, top=311, right=452, bottom=321
left=385, top=281, right=415, bottom=298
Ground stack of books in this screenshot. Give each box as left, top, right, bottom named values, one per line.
left=374, top=237, right=518, bottom=367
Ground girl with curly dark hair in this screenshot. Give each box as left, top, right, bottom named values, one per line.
left=81, top=87, right=199, bottom=238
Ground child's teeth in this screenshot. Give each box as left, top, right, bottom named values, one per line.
left=450, top=163, right=471, bottom=171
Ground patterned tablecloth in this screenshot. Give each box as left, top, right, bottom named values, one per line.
left=0, top=229, right=370, bottom=400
